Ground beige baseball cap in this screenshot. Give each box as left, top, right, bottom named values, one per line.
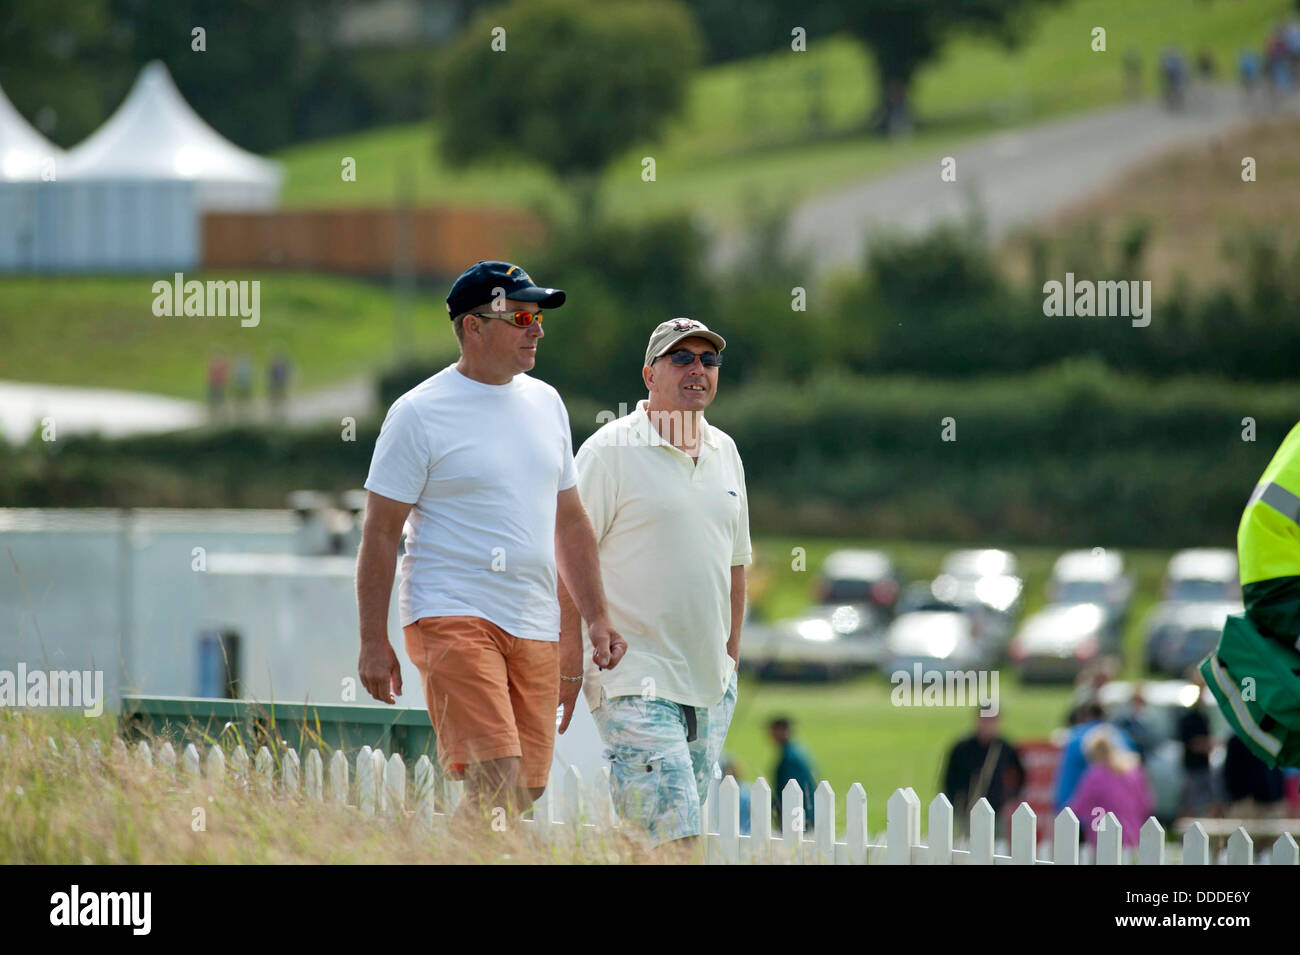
left=644, top=318, right=726, bottom=367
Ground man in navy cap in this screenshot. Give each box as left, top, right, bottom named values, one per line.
left=356, top=261, right=625, bottom=825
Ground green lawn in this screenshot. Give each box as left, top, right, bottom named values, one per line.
left=277, top=0, right=1287, bottom=231
left=728, top=535, right=1182, bottom=832
left=0, top=273, right=457, bottom=400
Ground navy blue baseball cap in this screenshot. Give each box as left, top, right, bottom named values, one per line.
left=445, top=261, right=566, bottom=319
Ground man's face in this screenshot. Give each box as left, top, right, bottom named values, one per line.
left=468, top=298, right=544, bottom=374
left=645, top=336, right=720, bottom=412
left=976, top=714, right=999, bottom=742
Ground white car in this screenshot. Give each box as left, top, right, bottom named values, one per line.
left=1009, top=602, right=1113, bottom=683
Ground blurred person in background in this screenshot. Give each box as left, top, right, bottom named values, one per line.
left=1177, top=677, right=1220, bottom=817
left=1113, top=683, right=1157, bottom=764
left=1068, top=723, right=1154, bottom=849
left=769, top=716, right=817, bottom=829
left=268, top=349, right=292, bottom=421
left=1159, top=46, right=1188, bottom=110
left=1223, top=734, right=1286, bottom=819
left=232, top=353, right=253, bottom=415
left=1071, top=657, right=1119, bottom=711
left=942, top=710, right=1025, bottom=839
left=1122, top=48, right=1142, bottom=100
left=1054, top=700, right=1134, bottom=813
left=206, top=350, right=229, bottom=416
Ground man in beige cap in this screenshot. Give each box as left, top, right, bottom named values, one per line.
left=557, top=318, right=750, bottom=848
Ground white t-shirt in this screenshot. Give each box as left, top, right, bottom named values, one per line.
left=576, top=400, right=751, bottom=709
left=363, top=364, right=576, bottom=640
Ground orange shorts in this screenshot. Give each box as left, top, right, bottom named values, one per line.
left=403, top=615, right=558, bottom=789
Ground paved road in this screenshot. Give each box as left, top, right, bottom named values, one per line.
left=0, top=376, right=377, bottom=443
left=717, top=86, right=1298, bottom=276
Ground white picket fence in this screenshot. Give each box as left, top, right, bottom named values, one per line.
left=57, top=736, right=1300, bottom=864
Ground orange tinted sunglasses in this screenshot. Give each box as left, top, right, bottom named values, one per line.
left=470, top=310, right=543, bottom=328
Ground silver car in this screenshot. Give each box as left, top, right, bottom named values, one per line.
left=752, top=602, right=885, bottom=680
left=884, top=604, right=995, bottom=677
left=1048, top=549, right=1134, bottom=640
left=1146, top=600, right=1241, bottom=678
left=1143, top=549, right=1241, bottom=674
left=1010, top=602, right=1114, bottom=683
left=933, top=548, right=1024, bottom=642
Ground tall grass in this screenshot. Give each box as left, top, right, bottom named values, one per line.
left=0, top=711, right=676, bottom=865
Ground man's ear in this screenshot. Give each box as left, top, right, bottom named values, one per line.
left=642, top=365, right=654, bottom=391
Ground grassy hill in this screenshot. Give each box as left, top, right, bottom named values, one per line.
left=0, top=273, right=456, bottom=400
left=277, top=0, right=1289, bottom=230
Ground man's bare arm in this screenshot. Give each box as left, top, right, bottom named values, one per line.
left=728, top=564, right=746, bottom=666
left=356, top=491, right=411, bottom=703
left=557, top=581, right=585, bottom=734
left=555, top=486, right=625, bottom=669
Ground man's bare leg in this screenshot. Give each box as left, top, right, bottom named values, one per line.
left=453, top=755, right=521, bottom=832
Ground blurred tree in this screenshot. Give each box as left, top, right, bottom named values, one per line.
left=830, top=0, right=1065, bottom=133
left=111, top=0, right=320, bottom=153
left=0, top=0, right=128, bottom=146
left=435, top=0, right=703, bottom=217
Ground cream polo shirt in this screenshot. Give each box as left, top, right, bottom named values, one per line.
left=575, top=399, right=751, bottom=710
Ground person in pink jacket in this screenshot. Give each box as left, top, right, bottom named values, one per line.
left=1068, top=724, right=1155, bottom=847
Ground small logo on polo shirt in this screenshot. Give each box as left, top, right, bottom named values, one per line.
left=727, top=490, right=737, bottom=496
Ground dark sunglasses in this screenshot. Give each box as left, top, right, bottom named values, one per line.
left=470, top=310, right=543, bottom=328
left=659, top=348, right=722, bottom=367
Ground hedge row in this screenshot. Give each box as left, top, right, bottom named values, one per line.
left=3, top=361, right=1295, bottom=547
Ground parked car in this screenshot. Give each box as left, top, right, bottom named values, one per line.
left=884, top=585, right=1000, bottom=675
left=816, top=549, right=905, bottom=619
left=1162, top=548, right=1240, bottom=603
left=1048, top=549, right=1134, bottom=641
left=932, top=549, right=1024, bottom=642
left=752, top=602, right=886, bottom=680
left=1096, top=679, right=1229, bottom=823
left=1144, top=600, right=1241, bottom=677
left=1009, top=602, right=1113, bottom=683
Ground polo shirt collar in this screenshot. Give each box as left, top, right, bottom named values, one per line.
left=633, top=399, right=719, bottom=449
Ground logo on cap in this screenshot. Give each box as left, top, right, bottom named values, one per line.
left=672, top=319, right=697, bottom=332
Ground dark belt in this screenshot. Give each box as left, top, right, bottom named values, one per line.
left=683, top=705, right=698, bottom=743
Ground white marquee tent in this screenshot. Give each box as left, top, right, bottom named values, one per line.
left=0, top=61, right=283, bottom=273
left=0, top=82, right=61, bottom=181
left=62, top=60, right=283, bottom=211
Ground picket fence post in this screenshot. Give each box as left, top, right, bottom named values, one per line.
left=780, top=779, right=803, bottom=863
left=357, top=746, right=376, bottom=815
left=1138, top=818, right=1165, bottom=866
left=1225, top=829, right=1253, bottom=865
left=845, top=784, right=868, bottom=865
left=328, top=750, right=348, bottom=805
left=255, top=746, right=274, bottom=795
left=305, top=749, right=323, bottom=802
left=383, top=753, right=405, bottom=816
left=887, top=788, right=918, bottom=865
left=284, top=748, right=301, bottom=796
left=969, top=798, right=995, bottom=865
left=1273, top=832, right=1299, bottom=865
left=1053, top=808, right=1079, bottom=865
left=716, top=776, right=740, bottom=864
left=1011, top=803, right=1036, bottom=865
left=750, top=778, right=772, bottom=864
left=814, top=781, right=835, bottom=864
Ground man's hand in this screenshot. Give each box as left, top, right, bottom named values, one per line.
left=558, top=676, right=581, bottom=734
left=359, top=638, right=403, bottom=704
left=588, top=618, right=626, bottom=669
